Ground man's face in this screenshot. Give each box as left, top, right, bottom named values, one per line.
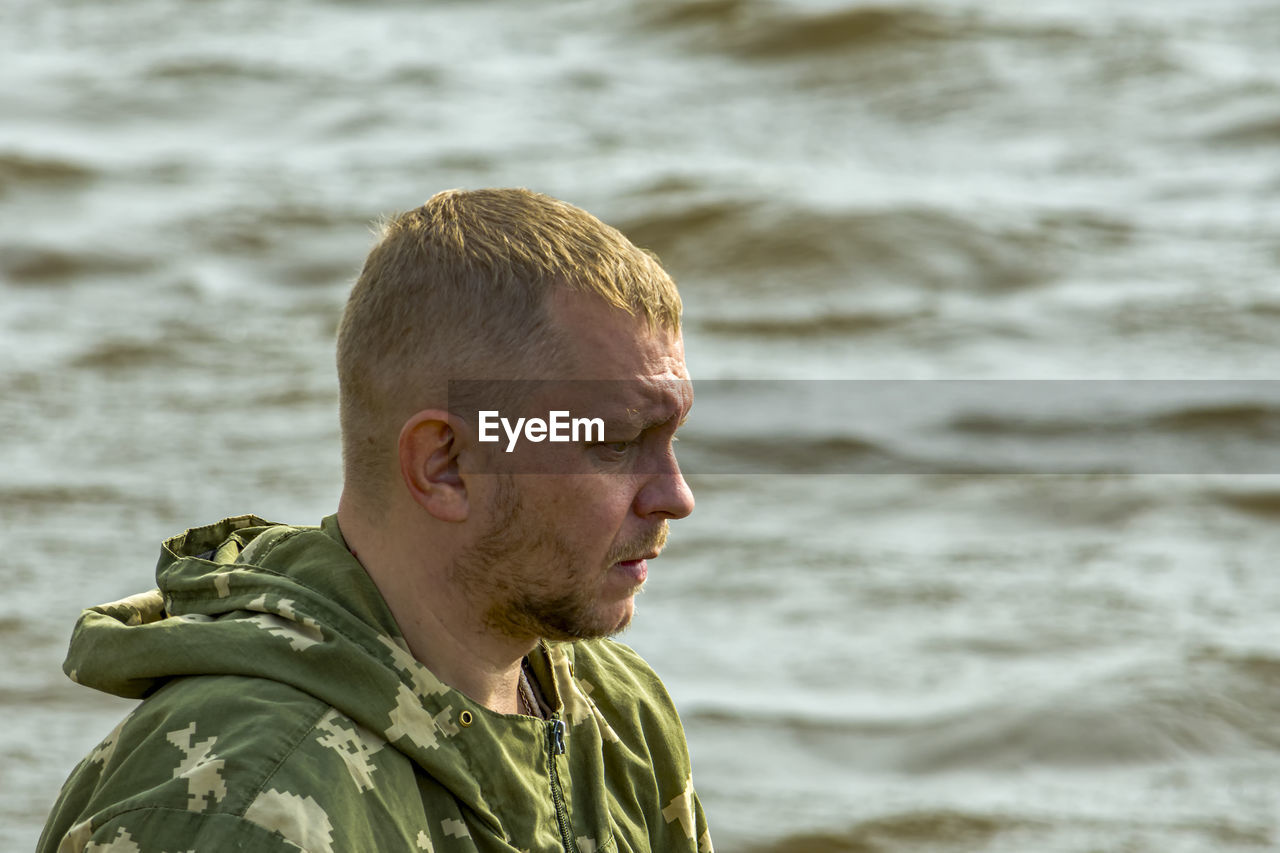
left=453, top=291, right=695, bottom=642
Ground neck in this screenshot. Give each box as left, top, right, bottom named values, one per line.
left=336, top=496, right=535, bottom=715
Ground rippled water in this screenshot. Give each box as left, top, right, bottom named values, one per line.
left=4, top=0, right=1280, bottom=850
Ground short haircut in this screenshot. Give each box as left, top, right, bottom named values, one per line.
left=336, top=187, right=682, bottom=507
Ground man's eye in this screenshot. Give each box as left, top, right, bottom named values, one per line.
left=597, top=439, right=638, bottom=454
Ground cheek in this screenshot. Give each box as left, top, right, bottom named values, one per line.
left=571, top=499, right=634, bottom=556
left=524, top=478, right=639, bottom=551
left=545, top=476, right=633, bottom=515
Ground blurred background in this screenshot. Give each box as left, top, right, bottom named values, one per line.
left=4, top=0, right=1280, bottom=850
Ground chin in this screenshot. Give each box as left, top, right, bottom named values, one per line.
left=602, top=598, right=636, bottom=637
left=570, top=598, right=635, bottom=641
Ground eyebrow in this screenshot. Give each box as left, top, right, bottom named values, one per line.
left=623, top=408, right=690, bottom=433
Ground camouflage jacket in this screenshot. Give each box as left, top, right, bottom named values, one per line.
left=39, top=515, right=713, bottom=853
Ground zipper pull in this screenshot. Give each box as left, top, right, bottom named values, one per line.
left=549, top=719, right=566, bottom=755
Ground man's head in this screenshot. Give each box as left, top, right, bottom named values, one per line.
left=451, top=288, right=694, bottom=640
left=336, top=188, right=682, bottom=512
left=335, top=189, right=693, bottom=643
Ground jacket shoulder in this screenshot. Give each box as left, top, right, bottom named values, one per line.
left=45, top=807, right=307, bottom=853
left=562, top=640, right=715, bottom=853
left=565, top=638, right=693, bottom=766
left=40, top=674, right=421, bottom=852
left=570, top=638, right=679, bottom=714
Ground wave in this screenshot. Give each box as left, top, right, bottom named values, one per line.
left=724, top=4, right=957, bottom=59
left=687, top=649, right=1280, bottom=774
left=143, top=56, right=292, bottom=82
left=1149, top=402, right=1280, bottom=435
left=700, top=308, right=922, bottom=338
left=181, top=203, right=373, bottom=258
left=676, top=434, right=941, bottom=475
left=68, top=338, right=192, bottom=372
left=0, top=482, right=175, bottom=522
left=949, top=401, right=1280, bottom=438
left=742, top=809, right=1275, bottom=852
left=1205, top=487, right=1280, bottom=518
left=0, top=244, right=154, bottom=285
left=249, top=386, right=339, bottom=408
left=0, top=614, right=26, bottom=638
left=1206, top=108, right=1280, bottom=147
left=0, top=152, right=97, bottom=194
left=674, top=382, right=1280, bottom=474
left=0, top=483, right=129, bottom=509
left=619, top=199, right=1060, bottom=292
left=742, top=809, right=1030, bottom=853
left=640, top=0, right=1096, bottom=59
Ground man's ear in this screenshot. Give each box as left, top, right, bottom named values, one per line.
left=399, top=410, right=470, bottom=522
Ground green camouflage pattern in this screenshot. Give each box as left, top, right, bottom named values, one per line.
left=40, top=515, right=713, bottom=853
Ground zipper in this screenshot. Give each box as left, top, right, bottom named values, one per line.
left=547, top=719, right=574, bottom=852
left=549, top=719, right=566, bottom=756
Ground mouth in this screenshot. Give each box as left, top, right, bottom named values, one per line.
left=612, top=553, right=655, bottom=585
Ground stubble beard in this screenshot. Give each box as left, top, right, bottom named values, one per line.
left=451, top=475, right=667, bottom=643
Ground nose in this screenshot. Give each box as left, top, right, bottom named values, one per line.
left=635, top=449, right=695, bottom=520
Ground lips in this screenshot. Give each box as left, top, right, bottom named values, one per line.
left=613, top=557, right=649, bottom=585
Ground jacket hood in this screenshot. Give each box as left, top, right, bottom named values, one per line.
left=63, top=515, right=592, bottom=839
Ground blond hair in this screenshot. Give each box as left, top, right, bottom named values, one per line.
left=336, top=187, right=682, bottom=506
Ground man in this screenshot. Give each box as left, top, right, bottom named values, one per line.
left=40, top=189, right=713, bottom=852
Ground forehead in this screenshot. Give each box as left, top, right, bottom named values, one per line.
left=543, top=289, right=691, bottom=418
left=548, top=290, right=687, bottom=379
